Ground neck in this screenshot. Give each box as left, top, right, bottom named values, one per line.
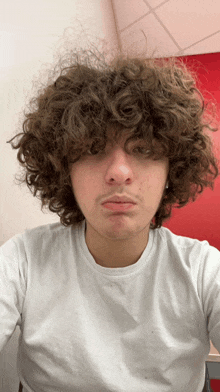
left=84, top=221, right=150, bottom=268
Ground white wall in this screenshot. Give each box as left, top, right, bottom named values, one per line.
left=0, top=1, right=117, bottom=390
left=0, top=0, right=118, bottom=246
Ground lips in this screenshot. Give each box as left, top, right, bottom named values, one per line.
left=103, top=202, right=135, bottom=211
left=102, top=195, right=136, bottom=204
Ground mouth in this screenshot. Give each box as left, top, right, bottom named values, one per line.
left=102, top=202, right=136, bottom=212
left=102, top=195, right=137, bottom=204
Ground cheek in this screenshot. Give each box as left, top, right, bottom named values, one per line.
left=139, top=166, right=167, bottom=204
left=71, top=171, right=86, bottom=198
left=140, top=168, right=166, bottom=188
left=70, top=167, right=98, bottom=206
left=149, top=161, right=168, bottom=184
left=148, top=172, right=165, bottom=187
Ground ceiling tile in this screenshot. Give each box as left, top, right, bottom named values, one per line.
left=183, top=32, right=220, bottom=56
left=145, top=0, right=170, bottom=9
left=112, top=0, right=150, bottom=31
left=155, top=0, right=220, bottom=50
left=120, top=12, right=179, bottom=57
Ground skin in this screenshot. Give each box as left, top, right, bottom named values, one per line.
left=69, top=132, right=169, bottom=268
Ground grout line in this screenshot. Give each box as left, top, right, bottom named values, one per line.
left=143, top=0, right=170, bottom=11
left=181, top=29, right=220, bottom=53
left=114, top=0, right=220, bottom=57
left=119, top=10, right=152, bottom=33
left=119, top=0, right=182, bottom=52
left=144, top=0, right=182, bottom=51
left=154, top=0, right=171, bottom=11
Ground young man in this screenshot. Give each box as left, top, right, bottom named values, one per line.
left=1, top=49, right=219, bottom=392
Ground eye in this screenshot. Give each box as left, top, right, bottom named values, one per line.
left=132, top=147, right=150, bottom=156
left=85, top=148, right=106, bottom=157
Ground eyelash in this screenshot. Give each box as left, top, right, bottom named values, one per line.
left=86, top=147, right=151, bottom=157
left=133, top=147, right=150, bottom=155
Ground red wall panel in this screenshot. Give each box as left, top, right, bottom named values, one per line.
left=163, top=53, right=220, bottom=251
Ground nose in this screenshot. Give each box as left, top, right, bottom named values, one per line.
left=105, top=147, right=134, bottom=185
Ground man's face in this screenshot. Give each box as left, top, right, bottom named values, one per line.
left=69, top=133, right=169, bottom=241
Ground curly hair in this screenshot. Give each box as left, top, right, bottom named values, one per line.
left=7, top=48, right=219, bottom=229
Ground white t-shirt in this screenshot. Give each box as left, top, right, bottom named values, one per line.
left=0, top=220, right=220, bottom=392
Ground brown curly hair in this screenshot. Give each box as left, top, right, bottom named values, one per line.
left=7, top=48, right=219, bottom=229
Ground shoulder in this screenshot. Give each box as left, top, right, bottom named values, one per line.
left=1, top=221, right=80, bottom=259
left=155, top=226, right=220, bottom=266
left=157, top=226, right=208, bottom=248
left=156, top=225, right=218, bottom=251
left=22, top=221, right=69, bottom=242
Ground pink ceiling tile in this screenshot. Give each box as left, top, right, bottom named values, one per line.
left=145, top=0, right=169, bottom=9
left=120, top=12, right=179, bottom=57
left=112, top=0, right=150, bottom=31
left=183, top=31, right=220, bottom=56
left=155, top=0, right=220, bottom=50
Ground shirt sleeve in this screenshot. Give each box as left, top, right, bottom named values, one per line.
left=199, top=243, right=220, bottom=353
left=0, top=236, right=27, bottom=351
